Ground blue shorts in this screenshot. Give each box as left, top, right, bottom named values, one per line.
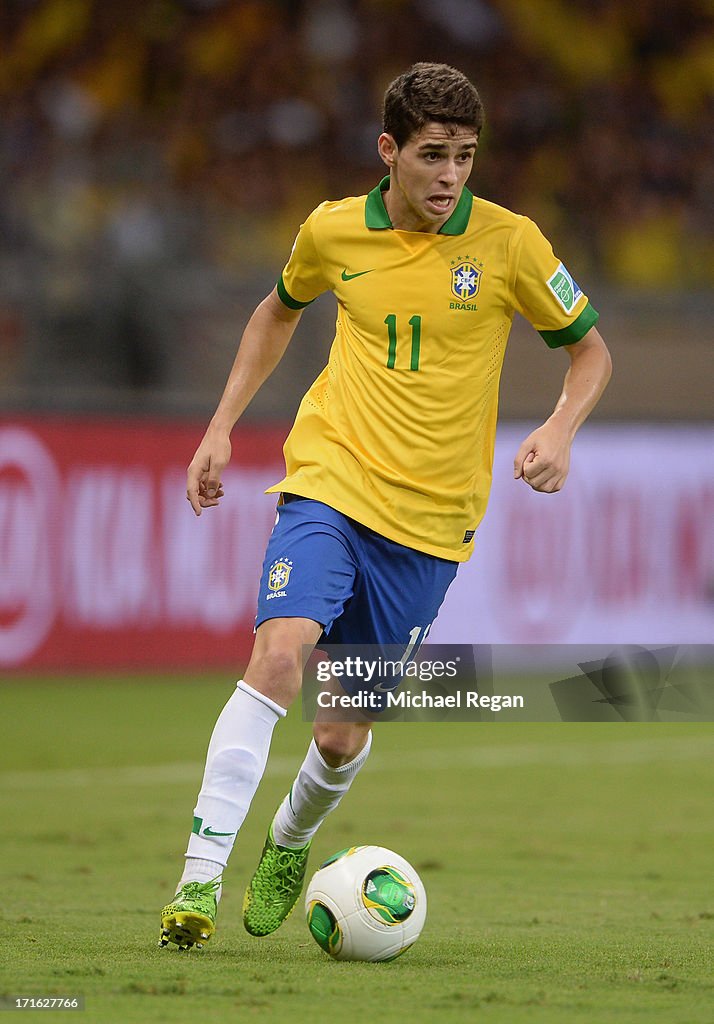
left=255, top=495, right=458, bottom=649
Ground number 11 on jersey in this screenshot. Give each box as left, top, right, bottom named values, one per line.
left=384, top=314, right=422, bottom=371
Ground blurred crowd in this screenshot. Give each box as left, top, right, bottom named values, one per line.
left=1, top=0, right=713, bottom=393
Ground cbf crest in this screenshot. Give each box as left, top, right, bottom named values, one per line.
left=450, top=257, right=482, bottom=302
left=268, top=558, right=293, bottom=593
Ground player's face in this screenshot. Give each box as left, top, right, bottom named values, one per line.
left=378, top=122, right=478, bottom=233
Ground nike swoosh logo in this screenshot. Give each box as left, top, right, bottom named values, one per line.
left=341, top=268, right=374, bottom=281
left=203, top=827, right=236, bottom=837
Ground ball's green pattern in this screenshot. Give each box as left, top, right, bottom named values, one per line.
left=361, top=867, right=416, bottom=925
left=318, top=846, right=358, bottom=869
left=306, top=900, right=343, bottom=955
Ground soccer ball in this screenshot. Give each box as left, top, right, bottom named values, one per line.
left=305, top=845, right=427, bottom=962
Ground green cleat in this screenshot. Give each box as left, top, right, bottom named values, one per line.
left=159, top=878, right=221, bottom=950
left=243, top=826, right=312, bottom=936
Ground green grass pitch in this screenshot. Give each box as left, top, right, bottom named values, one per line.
left=1, top=675, right=713, bottom=1024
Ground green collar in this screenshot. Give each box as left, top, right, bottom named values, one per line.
left=364, top=175, right=473, bottom=235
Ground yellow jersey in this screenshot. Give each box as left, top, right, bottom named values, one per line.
left=267, top=176, right=598, bottom=561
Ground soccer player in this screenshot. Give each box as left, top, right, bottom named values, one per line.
left=159, top=63, right=611, bottom=949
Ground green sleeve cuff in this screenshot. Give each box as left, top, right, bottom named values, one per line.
left=277, top=274, right=315, bottom=310
left=539, top=301, right=599, bottom=348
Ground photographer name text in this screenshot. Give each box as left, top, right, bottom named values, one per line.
left=316, top=690, right=524, bottom=712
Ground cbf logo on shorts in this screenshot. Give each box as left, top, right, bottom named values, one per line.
left=267, top=558, right=293, bottom=600
left=547, top=262, right=583, bottom=313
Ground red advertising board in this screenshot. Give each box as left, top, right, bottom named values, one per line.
left=1, top=419, right=713, bottom=670
left=431, top=425, right=714, bottom=647
left=0, top=418, right=287, bottom=670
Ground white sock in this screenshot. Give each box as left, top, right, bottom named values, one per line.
left=272, top=733, right=372, bottom=849
left=184, top=680, right=286, bottom=869
left=177, top=858, right=225, bottom=900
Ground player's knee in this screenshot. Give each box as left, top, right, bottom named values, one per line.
left=245, top=646, right=302, bottom=704
left=314, top=724, right=371, bottom=767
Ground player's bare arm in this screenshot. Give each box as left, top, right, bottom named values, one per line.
left=187, top=289, right=303, bottom=515
left=514, top=326, right=612, bottom=493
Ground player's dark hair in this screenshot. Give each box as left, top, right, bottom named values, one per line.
left=383, top=63, right=484, bottom=148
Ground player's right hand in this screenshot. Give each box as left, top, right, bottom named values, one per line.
left=186, top=432, right=231, bottom=516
